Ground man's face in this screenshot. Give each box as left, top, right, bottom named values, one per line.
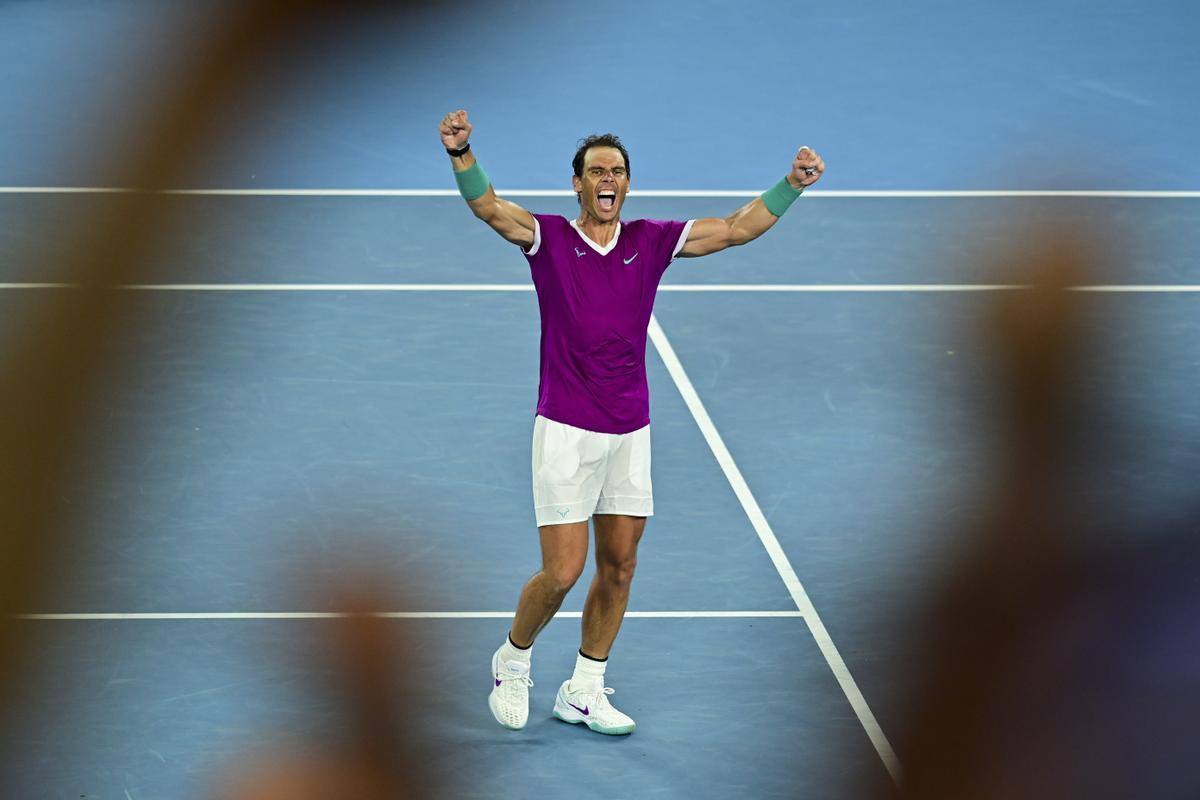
left=573, top=146, right=629, bottom=223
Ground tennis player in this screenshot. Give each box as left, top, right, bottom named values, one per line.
left=439, top=109, right=824, bottom=735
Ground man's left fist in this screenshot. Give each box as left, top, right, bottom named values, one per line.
left=789, top=146, right=825, bottom=189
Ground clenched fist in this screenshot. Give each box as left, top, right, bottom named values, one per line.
left=788, top=146, right=825, bottom=189
left=440, top=109, right=472, bottom=151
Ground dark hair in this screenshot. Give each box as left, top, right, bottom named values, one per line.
left=572, top=133, right=631, bottom=179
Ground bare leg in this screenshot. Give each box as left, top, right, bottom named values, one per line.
left=580, top=514, right=645, bottom=659
left=508, top=521, right=589, bottom=647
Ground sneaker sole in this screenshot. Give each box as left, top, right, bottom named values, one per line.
left=552, top=704, right=635, bottom=735
left=489, top=690, right=527, bottom=731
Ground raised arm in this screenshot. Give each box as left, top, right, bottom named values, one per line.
left=440, top=110, right=536, bottom=249
left=678, top=146, right=825, bottom=258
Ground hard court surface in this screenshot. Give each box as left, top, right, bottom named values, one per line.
left=2, top=1, right=1198, bottom=798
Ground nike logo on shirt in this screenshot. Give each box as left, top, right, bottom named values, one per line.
left=575, top=247, right=587, bottom=258
left=623, top=252, right=639, bottom=264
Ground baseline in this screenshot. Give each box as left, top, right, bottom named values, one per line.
left=17, top=610, right=804, bottom=621
left=2, top=283, right=1200, bottom=293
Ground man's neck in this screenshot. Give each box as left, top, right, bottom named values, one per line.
left=575, top=213, right=620, bottom=248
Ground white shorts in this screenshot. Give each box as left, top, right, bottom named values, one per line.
left=532, top=415, right=653, bottom=527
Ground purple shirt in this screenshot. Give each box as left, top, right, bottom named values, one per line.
left=524, top=214, right=693, bottom=434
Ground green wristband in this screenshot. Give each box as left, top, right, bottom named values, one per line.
left=454, top=161, right=490, bottom=201
left=760, top=176, right=803, bottom=217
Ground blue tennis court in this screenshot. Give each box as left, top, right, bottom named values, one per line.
left=3, top=2, right=1199, bottom=798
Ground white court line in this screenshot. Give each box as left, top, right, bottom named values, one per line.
left=1, top=186, right=1199, bottom=198
left=16, top=610, right=804, bottom=621
left=1071, top=285, right=1200, bottom=292
left=3, top=283, right=1199, bottom=293
left=662, top=284, right=1200, bottom=293
left=648, top=313, right=902, bottom=784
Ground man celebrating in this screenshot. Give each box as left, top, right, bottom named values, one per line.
left=438, top=109, right=824, bottom=735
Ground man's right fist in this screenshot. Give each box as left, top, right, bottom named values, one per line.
left=440, top=110, right=471, bottom=150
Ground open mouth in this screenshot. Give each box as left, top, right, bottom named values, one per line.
left=598, top=191, right=616, bottom=211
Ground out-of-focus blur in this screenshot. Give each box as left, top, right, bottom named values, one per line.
left=215, top=563, right=437, bottom=799
left=881, top=226, right=1200, bottom=800
left=0, top=2, right=442, bottom=797
left=3, top=1, right=1198, bottom=797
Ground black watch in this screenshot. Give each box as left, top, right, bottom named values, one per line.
left=446, top=143, right=471, bottom=157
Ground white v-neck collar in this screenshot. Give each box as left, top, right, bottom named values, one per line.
left=570, top=218, right=622, bottom=256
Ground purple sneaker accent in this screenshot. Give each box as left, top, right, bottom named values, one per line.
left=495, top=678, right=502, bottom=687
left=568, top=702, right=589, bottom=716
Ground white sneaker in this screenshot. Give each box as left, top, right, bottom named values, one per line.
left=552, top=679, right=636, bottom=735
left=488, top=649, right=533, bottom=730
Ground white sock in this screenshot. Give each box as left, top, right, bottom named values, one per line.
left=568, top=651, right=606, bottom=692
left=498, top=633, right=532, bottom=666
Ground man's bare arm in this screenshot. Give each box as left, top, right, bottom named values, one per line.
left=440, top=110, right=536, bottom=249
left=679, top=146, right=825, bottom=258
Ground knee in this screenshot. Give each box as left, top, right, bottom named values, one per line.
left=544, top=561, right=585, bottom=596
left=597, top=554, right=638, bottom=589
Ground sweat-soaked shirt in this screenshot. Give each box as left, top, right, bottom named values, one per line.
left=523, top=214, right=694, bottom=434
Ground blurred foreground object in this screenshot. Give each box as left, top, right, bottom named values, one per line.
left=216, top=568, right=439, bottom=800
left=0, top=0, right=432, bottom=788
left=890, top=226, right=1200, bottom=799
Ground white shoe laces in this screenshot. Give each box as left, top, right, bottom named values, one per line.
left=497, top=661, right=534, bottom=692
left=567, top=684, right=616, bottom=709
left=593, top=687, right=619, bottom=715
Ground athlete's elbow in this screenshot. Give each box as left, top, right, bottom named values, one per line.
left=737, top=219, right=778, bottom=246
left=726, top=226, right=758, bottom=248
left=467, top=199, right=493, bottom=222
